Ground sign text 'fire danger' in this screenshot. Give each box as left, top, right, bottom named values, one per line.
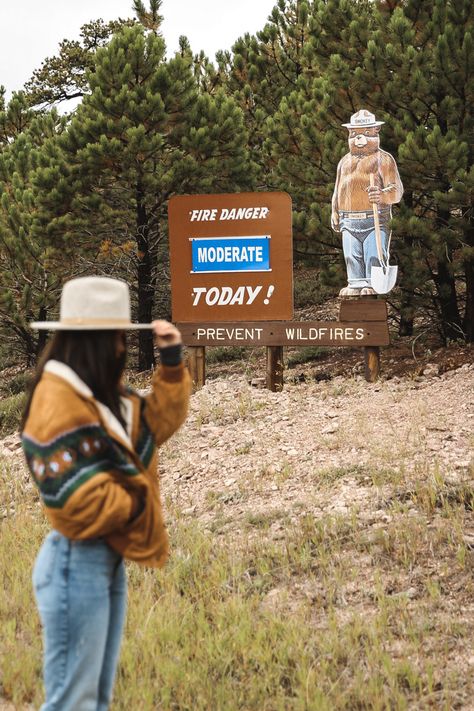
left=189, top=206, right=269, bottom=221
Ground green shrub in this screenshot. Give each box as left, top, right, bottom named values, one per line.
left=287, top=346, right=324, bottom=367
left=0, top=371, right=31, bottom=397
left=205, top=346, right=247, bottom=364
left=0, top=393, right=27, bottom=436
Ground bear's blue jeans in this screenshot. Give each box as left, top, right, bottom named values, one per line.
left=33, top=530, right=127, bottom=711
left=341, top=215, right=389, bottom=288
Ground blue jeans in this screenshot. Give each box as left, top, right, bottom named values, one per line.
left=33, top=531, right=127, bottom=711
left=341, top=215, right=389, bottom=288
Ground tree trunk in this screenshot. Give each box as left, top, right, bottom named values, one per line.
left=398, top=290, right=415, bottom=337
left=23, top=331, right=38, bottom=367
left=396, top=191, right=415, bottom=337
left=136, top=180, right=155, bottom=371
left=433, top=257, right=463, bottom=343
left=432, top=205, right=463, bottom=343
left=34, top=306, right=48, bottom=361
left=463, top=224, right=474, bottom=342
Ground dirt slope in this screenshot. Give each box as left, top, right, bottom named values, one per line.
left=160, top=363, right=473, bottom=536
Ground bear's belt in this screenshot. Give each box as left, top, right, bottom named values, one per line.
left=339, top=209, right=390, bottom=220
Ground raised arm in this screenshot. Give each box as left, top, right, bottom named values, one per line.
left=143, top=321, right=192, bottom=447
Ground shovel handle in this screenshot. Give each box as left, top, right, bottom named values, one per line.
left=370, top=174, right=384, bottom=264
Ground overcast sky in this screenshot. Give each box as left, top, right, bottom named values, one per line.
left=0, top=0, right=276, bottom=100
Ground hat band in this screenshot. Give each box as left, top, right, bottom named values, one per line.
left=61, top=317, right=132, bottom=326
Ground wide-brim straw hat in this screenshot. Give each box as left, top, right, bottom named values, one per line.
left=31, top=276, right=153, bottom=330
left=342, top=109, right=384, bottom=129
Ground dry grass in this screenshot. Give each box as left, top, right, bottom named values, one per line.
left=1, top=359, right=473, bottom=709
left=1, top=451, right=473, bottom=710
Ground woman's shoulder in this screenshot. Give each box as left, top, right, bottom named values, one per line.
left=24, top=372, right=100, bottom=443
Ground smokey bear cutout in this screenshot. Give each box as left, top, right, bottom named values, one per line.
left=331, top=110, right=403, bottom=296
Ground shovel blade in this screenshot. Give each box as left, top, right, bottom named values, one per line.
left=371, top=264, right=398, bottom=294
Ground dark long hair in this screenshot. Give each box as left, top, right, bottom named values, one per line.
left=21, top=330, right=127, bottom=431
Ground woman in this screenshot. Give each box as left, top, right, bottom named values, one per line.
left=21, top=276, right=191, bottom=710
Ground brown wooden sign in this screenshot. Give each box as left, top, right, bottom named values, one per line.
left=183, top=300, right=390, bottom=390
left=339, top=299, right=387, bottom=321
left=168, top=192, right=293, bottom=322
left=177, top=320, right=389, bottom=347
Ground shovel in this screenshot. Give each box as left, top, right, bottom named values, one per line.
left=369, top=174, right=398, bottom=294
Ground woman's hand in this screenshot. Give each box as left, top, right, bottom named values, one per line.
left=151, top=320, right=182, bottom=349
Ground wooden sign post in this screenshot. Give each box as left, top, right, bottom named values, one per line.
left=187, top=346, right=206, bottom=389
left=178, top=300, right=388, bottom=389
left=267, top=346, right=284, bottom=392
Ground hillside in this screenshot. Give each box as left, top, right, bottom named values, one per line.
left=1, top=346, right=473, bottom=709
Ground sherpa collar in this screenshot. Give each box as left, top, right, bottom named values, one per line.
left=44, top=360, right=133, bottom=449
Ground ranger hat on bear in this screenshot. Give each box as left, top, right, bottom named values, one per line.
left=342, top=109, right=385, bottom=129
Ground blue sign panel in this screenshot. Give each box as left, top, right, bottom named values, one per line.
left=191, top=236, right=271, bottom=273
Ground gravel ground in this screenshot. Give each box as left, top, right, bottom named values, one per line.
left=159, top=363, right=474, bottom=539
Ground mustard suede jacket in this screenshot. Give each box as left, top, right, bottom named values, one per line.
left=22, top=359, right=192, bottom=567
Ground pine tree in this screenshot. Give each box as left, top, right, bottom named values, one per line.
left=0, top=91, right=36, bottom=144
left=133, top=0, right=164, bottom=34
left=0, top=94, right=64, bottom=362
left=34, top=25, right=255, bottom=369
left=360, top=0, right=473, bottom=342
left=264, top=0, right=375, bottom=285
left=260, top=0, right=472, bottom=342
left=216, top=0, right=313, bottom=182
left=24, top=19, right=134, bottom=108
